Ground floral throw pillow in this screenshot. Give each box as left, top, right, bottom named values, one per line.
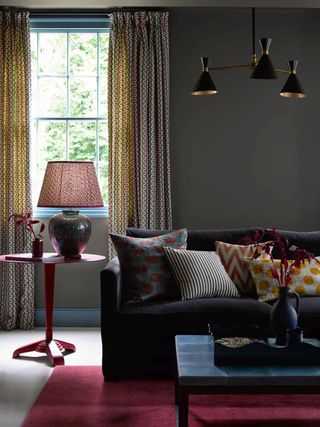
left=248, top=257, right=320, bottom=302
left=110, top=229, right=188, bottom=303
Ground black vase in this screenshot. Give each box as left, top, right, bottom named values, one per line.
left=270, top=287, right=300, bottom=346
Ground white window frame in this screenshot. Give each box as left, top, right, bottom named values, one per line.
left=30, top=16, right=110, bottom=218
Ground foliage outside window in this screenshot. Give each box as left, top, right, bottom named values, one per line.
left=30, top=23, right=109, bottom=212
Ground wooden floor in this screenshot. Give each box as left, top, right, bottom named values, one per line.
left=0, top=327, right=102, bottom=427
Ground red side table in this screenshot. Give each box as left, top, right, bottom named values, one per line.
left=0, top=253, right=105, bottom=366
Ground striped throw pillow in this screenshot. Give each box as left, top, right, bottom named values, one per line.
left=163, top=247, right=240, bottom=300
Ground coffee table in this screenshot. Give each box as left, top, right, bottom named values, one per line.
left=175, top=335, right=320, bottom=427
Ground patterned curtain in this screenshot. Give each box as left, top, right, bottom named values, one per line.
left=108, top=11, right=172, bottom=247
left=0, top=9, right=34, bottom=330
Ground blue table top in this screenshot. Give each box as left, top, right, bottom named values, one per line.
left=175, top=335, right=320, bottom=386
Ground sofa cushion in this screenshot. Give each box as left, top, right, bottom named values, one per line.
left=110, top=229, right=187, bottom=302
left=164, top=247, right=239, bottom=300
left=119, top=296, right=320, bottom=335
left=298, top=297, right=320, bottom=328
left=120, top=297, right=272, bottom=329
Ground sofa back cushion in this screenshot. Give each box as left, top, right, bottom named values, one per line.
left=277, top=230, right=320, bottom=258
left=126, top=228, right=260, bottom=251
left=126, top=228, right=320, bottom=257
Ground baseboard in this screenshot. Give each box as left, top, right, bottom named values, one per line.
left=35, top=308, right=100, bottom=327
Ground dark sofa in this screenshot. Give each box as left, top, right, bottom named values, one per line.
left=101, top=228, right=320, bottom=380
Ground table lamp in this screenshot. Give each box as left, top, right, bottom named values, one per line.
left=37, top=161, right=103, bottom=258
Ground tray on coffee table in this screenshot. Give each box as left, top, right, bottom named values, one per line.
left=208, top=323, right=320, bottom=366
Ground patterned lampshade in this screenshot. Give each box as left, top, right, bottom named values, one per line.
left=37, top=161, right=103, bottom=208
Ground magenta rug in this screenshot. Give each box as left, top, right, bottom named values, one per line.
left=22, top=366, right=320, bottom=427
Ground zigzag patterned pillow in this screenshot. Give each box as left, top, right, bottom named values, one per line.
left=163, top=247, right=239, bottom=300
left=215, top=241, right=270, bottom=296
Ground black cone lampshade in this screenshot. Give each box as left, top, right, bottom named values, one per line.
left=191, top=57, right=218, bottom=95
left=251, top=38, right=277, bottom=79
left=280, top=60, right=306, bottom=99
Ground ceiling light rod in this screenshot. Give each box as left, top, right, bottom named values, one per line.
left=191, top=8, right=305, bottom=98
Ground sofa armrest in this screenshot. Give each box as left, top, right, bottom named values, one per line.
left=100, top=257, right=122, bottom=380
left=100, top=257, right=121, bottom=313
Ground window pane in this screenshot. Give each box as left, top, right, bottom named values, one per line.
left=99, top=33, right=108, bottom=76
left=98, top=122, right=108, bottom=205
left=99, top=77, right=107, bottom=117
left=69, top=121, right=96, bottom=161
left=99, top=161, right=108, bottom=205
left=70, top=33, right=97, bottom=76
left=70, top=77, right=97, bottom=117
left=38, top=77, right=67, bottom=117
left=31, top=33, right=37, bottom=75
left=31, top=77, right=37, bottom=117
left=31, top=120, right=37, bottom=167
left=38, top=33, right=67, bottom=75
left=99, top=121, right=108, bottom=162
left=31, top=120, right=40, bottom=206
left=38, top=120, right=66, bottom=171
left=35, top=121, right=66, bottom=204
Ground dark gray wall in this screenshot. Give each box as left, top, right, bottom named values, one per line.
left=170, top=8, right=320, bottom=231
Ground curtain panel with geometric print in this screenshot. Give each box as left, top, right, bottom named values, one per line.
left=108, top=11, right=172, bottom=254
left=0, top=9, right=34, bottom=330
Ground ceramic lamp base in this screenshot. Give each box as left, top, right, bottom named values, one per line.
left=49, top=210, right=91, bottom=258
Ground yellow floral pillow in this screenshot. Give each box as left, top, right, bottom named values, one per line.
left=247, top=258, right=320, bottom=302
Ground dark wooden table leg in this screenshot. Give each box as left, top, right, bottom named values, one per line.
left=175, top=380, right=189, bottom=427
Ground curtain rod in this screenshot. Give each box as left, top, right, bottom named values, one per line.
left=1, top=6, right=29, bottom=12
left=30, top=7, right=168, bottom=18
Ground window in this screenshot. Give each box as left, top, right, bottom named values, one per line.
left=30, top=17, right=109, bottom=216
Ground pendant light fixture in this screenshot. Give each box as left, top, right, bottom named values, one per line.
left=191, top=8, right=306, bottom=99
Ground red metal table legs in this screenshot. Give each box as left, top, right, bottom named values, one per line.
left=13, top=263, right=76, bottom=366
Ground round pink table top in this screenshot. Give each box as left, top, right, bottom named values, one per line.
left=0, top=253, right=105, bottom=264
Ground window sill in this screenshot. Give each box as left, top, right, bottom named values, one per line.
left=34, top=207, right=108, bottom=218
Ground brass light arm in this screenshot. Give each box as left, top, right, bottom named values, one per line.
left=208, top=63, right=252, bottom=72
left=208, top=55, right=258, bottom=72
left=275, top=67, right=291, bottom=75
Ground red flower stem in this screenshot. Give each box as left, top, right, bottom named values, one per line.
left=270, top=254, right=281, bottom=287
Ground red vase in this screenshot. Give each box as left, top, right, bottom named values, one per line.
left=32, top=238, right=43, bottom=258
